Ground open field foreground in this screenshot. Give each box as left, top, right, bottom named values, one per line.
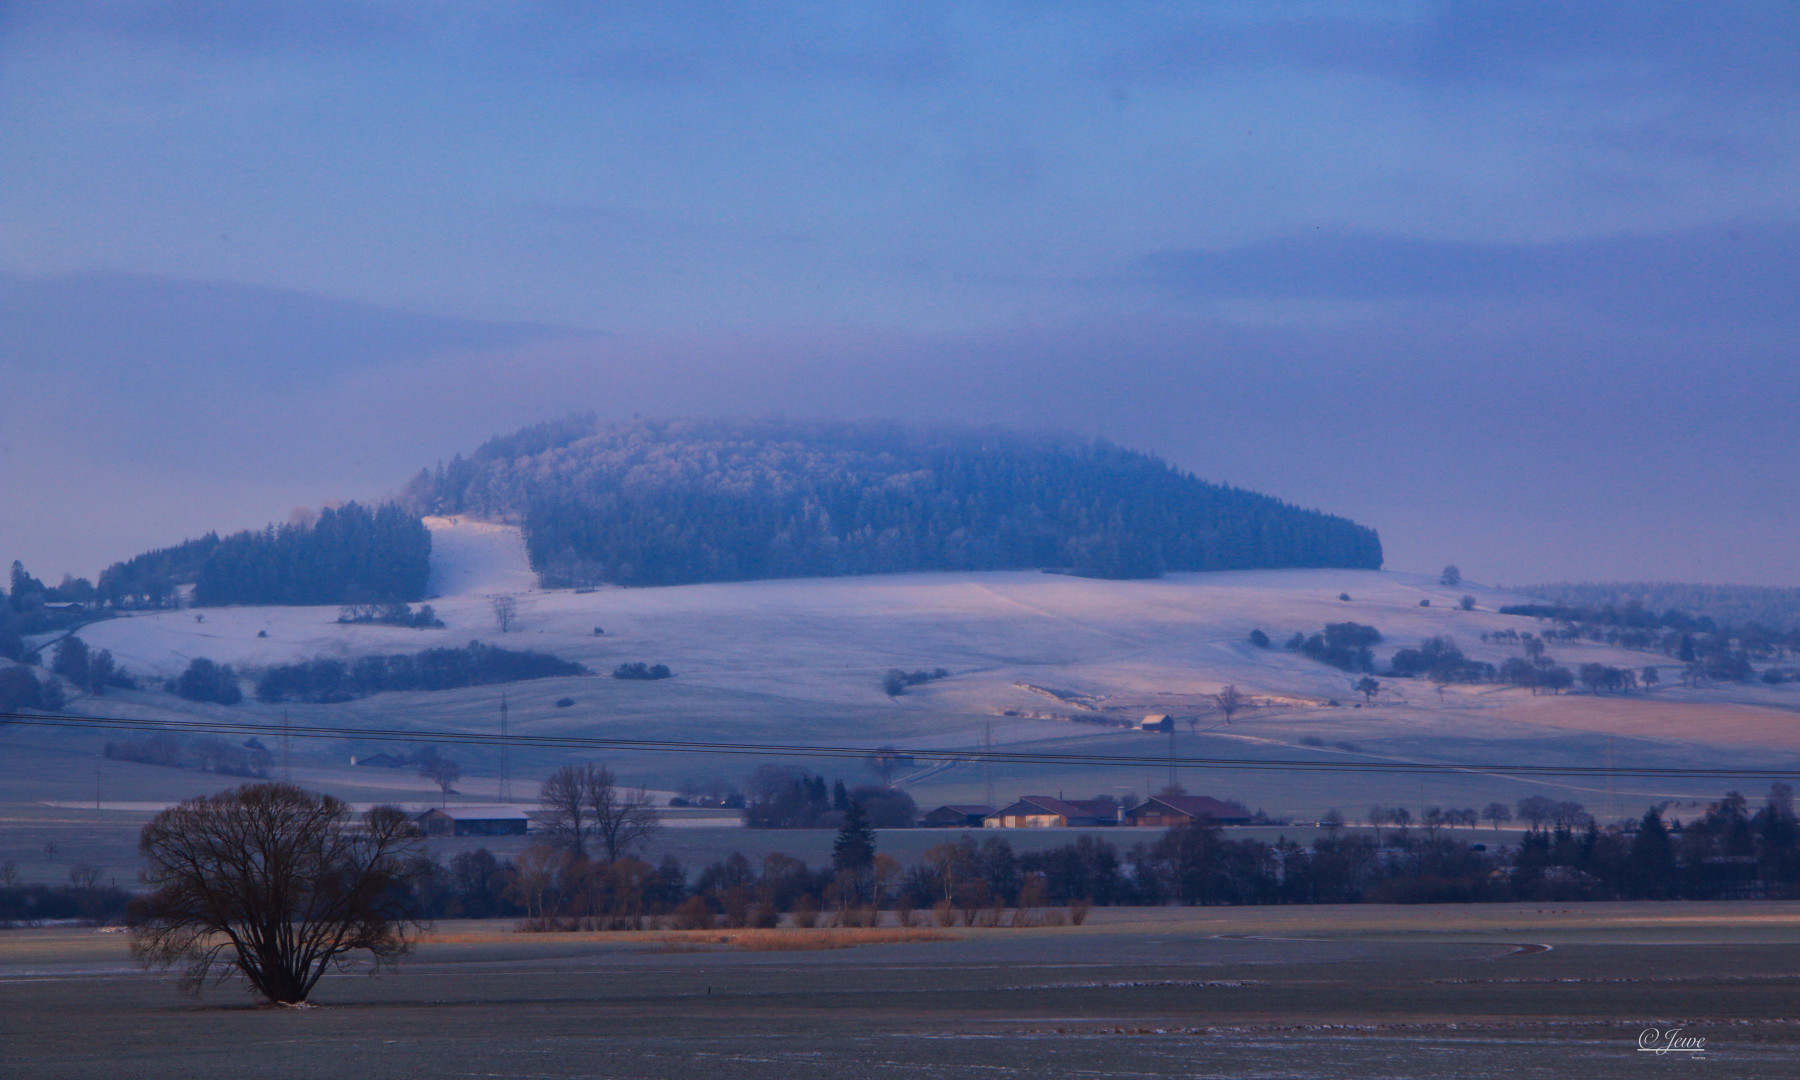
left=6, top=903, right=1800, bottom=1078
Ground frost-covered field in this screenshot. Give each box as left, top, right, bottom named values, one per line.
left=73, top=518, right=1602, bottom=709
left=27, top=517, right=1800, bottom=822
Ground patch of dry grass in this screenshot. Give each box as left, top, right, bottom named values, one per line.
left=649, top=927, right=961, bottom=951
left=417, top=923, right=962, bottom=950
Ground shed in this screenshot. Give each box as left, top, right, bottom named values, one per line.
left=415, top=806, right=530, bottom=837
left=922, top=804, right=995, bottom=828
left=1140, top=714, right=1173, bottom=731
left=1122, top=794, right=1253, bottom=828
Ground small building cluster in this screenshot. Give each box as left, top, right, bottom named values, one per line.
left=922, top=793, right=1252, bottom=829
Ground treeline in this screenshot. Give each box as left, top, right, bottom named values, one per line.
left=0, top=882, right=134, bottom=926
left=743, top=767, right=918, bottom=829
left=95, top=502, right=430, bottom=609
left=5, top=562, right=107, bottom=647
left=1487, top=611, right=1792, bottom=685
left=400, top=785, right=1800, bottom=927
left=399, top=416, right=1383, bottom=586
left=338, top=602, right=442, bottom=628
left=255, top=641, right=587, bottom=703
left=103, top=731, right=271, bottom=777
left=1276, top=614, right=1787, bottom=693
left=1520, top=582, right=1800, bottom=635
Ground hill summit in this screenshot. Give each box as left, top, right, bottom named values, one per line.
left=402, top=416, right=1381, bottom=587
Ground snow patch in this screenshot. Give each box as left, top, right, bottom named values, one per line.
left=425, top=516, right=536, bottom=598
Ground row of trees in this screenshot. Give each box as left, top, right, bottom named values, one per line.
left=1495, top=604, right=1794, bottom=683
left=254, top=641, right=587, bottom=703
left=1517, top=583, right=1800, bottom=640
left=1278, top=622, right=1686, bottom=698
left=741, top=766, right=919, bottom=828
left=123, top=778, right=1800, bottom=1005
left=104, top=732, right=271, bottom=777
left=401, top=416, right=1383, bottom=586
left=411, top=784, right=1800, bottom=924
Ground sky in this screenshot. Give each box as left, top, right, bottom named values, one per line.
left=3, top=2, right=1799, bottom=586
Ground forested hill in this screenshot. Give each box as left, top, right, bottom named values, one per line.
left=98, top=503, right=430, bottom=608
left=401, top=417, right=1382, bottom=586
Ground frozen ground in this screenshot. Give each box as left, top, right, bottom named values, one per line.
left=10, top=904, right=1800, bottom=1079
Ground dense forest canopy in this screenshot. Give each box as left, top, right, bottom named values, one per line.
left=402, top=416, right=1382, bottom=586
left=99, top=503, right=429, bottom=608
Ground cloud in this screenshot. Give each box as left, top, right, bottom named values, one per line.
left=1137, top=223, right=1800, bottom=329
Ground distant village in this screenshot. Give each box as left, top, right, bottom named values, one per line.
left=411, top=792, right=1250, bottom=838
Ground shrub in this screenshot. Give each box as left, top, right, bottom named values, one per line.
left=883, top=667, right=950, bottom=696
left=612, top=662, right=672, bottom=680
left=1300, top=622, right=1382, bottom=672
left=674, top=895, right=715, bottom=930
left=1248, top=629, right=1271, bottom=648
left=173, top=658, right=242, bottom=705
left=0, top=664, right=44, bottom=711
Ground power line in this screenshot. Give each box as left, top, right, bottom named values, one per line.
left=5, top=708, right=1799, bottom=782
left=497, top=693, right=512, bottom=803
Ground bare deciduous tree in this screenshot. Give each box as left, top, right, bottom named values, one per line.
left=539, top=764, right=660, bottom=862
left=419, top=756, right=461, bottom=807
left=1215, top=685, right=1244, bottom=724
left=539, top=765, right=595, bottom=859
left=587, top=765, right=661, bottom=863
left=130, top=783, right=424, bottom=1005
left=492, top=595, right=518, bottom=633
left=867, top=745, right=903, bottom=787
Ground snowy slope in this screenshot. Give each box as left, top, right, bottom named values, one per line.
left=424, top=515, right=537, bottom=597
left=72, top=519, right=1567, bottom=710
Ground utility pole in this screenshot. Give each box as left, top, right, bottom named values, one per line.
left=498, top=693, right=512, bottom=803
left=1607, top=734, right=1617, bottom=825
left=983, top=718, right=994, bottom=810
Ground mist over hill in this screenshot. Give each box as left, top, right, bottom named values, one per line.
left=401, top=416, right=1382, bottom=587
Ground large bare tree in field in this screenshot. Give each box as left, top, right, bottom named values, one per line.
left=540, top=763, right=660, bottom=862
left=130, top=783, right=424, bottom=1005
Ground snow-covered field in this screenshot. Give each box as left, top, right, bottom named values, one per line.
left=74, top=518, right=1543, bottom=706
left=21, top=517, right=1800, bottom=819
left=56, top=517, right=1800, bottom=778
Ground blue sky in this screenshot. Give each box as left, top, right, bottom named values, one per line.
left=4, top=3, right=1798, bottom=585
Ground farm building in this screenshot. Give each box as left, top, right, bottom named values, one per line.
left=1140, top=714, right=1173, bottom=731
left=415, top=806, right=530, bottom=837
left=1122, top=794, right=1252, bottom=827
left=984, top=796, right=1120, bottom=828
left=921, top=804, right=995, bottom=828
